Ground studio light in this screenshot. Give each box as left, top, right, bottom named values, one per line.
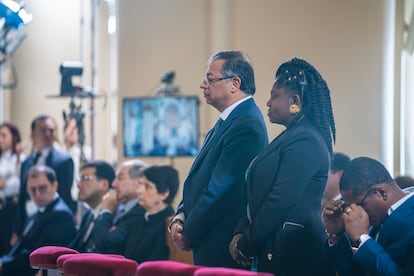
left=0, top=0, right=32, bottom=59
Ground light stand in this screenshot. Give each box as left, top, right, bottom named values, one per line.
left=63, top=97, right=88, bottom=165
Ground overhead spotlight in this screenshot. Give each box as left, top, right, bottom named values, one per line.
left=0, top=1, right=32, bottom=29
left=0, top=1, right=32, bottom=59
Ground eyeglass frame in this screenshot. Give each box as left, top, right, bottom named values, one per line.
left=28, top=184, right=50, bottom=195
left=78, top=174, right=97, bottom=182
left=357, top=186, right=377, bottom=206
left=202, top=75, right=235, bottom=86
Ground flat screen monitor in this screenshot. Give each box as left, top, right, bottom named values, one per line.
left=122, top=95, right=200, bottom=157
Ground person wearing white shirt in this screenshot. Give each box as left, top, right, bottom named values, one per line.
left=0, top=122, right=25, bottom=256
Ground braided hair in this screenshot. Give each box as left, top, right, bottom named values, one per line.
left=275, top=57, right=336, bottom=154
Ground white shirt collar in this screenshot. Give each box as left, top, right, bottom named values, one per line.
left=388, top=192, right=414, bottom=215
left=219, top=96, right=252, bottom=121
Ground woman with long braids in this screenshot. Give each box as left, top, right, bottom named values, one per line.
left=229, top=58, right=336, bottom=275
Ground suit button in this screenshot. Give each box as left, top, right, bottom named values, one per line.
left=267, top=253, right=273, bottom=261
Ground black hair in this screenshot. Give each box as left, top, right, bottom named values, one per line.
left=31, top=115, right=51, bottom=131
left=0, top=122, right=22, bottom=156
left=330, top=152, right=351, bottom=173
left=339, top=156, right=394, bottom=195
left=81, top=160, right=116, bottom=188
left=209, top=50, right=256, bottom=95
left=140, top=165, right=179, bottom=205
left=275, top=57, right=336, bottom=154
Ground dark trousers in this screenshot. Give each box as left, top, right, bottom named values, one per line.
left=0, top=200, right=18, bottom=256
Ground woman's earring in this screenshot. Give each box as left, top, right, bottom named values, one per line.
left=289, top=104, right=300, bottom=115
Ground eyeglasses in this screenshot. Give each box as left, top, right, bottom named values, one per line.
left=79, top=174, right=95, bottom=182
left=357, top=187, right=376, bottom=206
left=202, top=76, right=235, bottom=85
left=28, top=185, right=49, bottom=194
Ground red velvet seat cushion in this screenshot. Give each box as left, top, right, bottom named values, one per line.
left=29, top=246, right=79, bottom=269
left=136, top=260, right=202, bottom=276
left=57, top=253, right=125, bottom=272
left=63, top=254, right=137, bottom=276
left=194, top=267, right=275, bottom=276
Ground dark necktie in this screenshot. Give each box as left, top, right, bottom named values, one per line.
left=202, top=118, right=223, bottom=148
left=31, top=151, right=41, bottom=166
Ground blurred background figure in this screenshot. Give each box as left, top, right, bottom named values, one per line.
left=16, top=115, right=74, bottom=237
left=69, top=160, right=115, bottom=252
left=61, top=117, right=92, bottom=224
left=323, top=152, right=351, bottom=202
left=124, top=164, right=179, bottom=263
left=0, top=122, right=25, bottom=255
left=0, top=165, right=76, bottom=276
left=90, top=159, right=146, bottom=254
left=394, top=174, right=414, bottom=193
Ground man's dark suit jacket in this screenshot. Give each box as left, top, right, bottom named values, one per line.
left=68, top=208, right=95, bottom=252
left=0, top=197, right=76, bottom=276
left=124, top=206, right=174, bottom=263
left=235, top=117, right=334, bottom=275
left=324, top=194, right=414, bottom=275
left=17, top=147, right=75, bottom=234
left=90, top=202, right=145, bottom=254
left=177, top=98, right=268, bottom=267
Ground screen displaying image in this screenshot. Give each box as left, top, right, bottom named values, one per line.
left=123, top=96, right=200, bottom=157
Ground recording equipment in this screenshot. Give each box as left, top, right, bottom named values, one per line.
left=59, top=61, right=83, bottom=96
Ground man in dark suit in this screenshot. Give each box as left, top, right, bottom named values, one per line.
left=69, top=160, right=115, bottom=252
left=170, top=50, right=268, bottom=267
left=16, top=115, right=75, bottom=235
left=0, top=165, right=76, bottom=276
left=323, top=156, right=414, bottom=275
left=90, top=159, right=146, bottom=254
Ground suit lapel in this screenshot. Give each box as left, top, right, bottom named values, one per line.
left=190, top=117, right=230, bottom=171
left=73, top=209, right=94, bottom=248
left=252, top=130, right=286, bottom=165
left=45, top=147, right=54, bottom=167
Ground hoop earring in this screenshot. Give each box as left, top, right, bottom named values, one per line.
left=289, top=104, right=300, bottom=115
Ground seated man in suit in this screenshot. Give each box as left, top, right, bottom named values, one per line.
left=0, top=165, right=76, bottom=276
left=16, top=115, right=75, bottom=237
left=323, top=156, right=414, bottom=275
left=69, top=160, right=115, bottom=252
left=90, top=159, right=146, bottom=254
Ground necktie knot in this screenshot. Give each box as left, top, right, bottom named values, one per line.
left=32, top=151, right=41, bottom=165
left=214, top=118, right=223, bottom=131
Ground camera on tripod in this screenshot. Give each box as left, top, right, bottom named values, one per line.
left=59, top=61, right=83, bottom=96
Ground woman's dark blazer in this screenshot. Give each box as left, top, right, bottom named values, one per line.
left=236, top=116, right=334, bottom=275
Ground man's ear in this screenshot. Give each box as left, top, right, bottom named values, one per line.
left=375, top=185, right=388, bottom=201
left=230, top=77, right=241, bottom=93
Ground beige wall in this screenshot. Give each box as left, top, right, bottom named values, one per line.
left=6, top=0, right=401, bottom=205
